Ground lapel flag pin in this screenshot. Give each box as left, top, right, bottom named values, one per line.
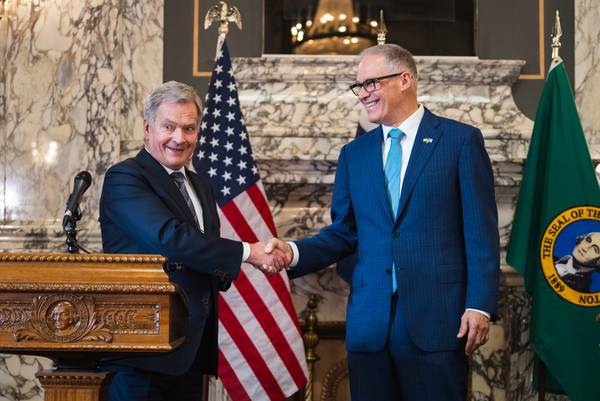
left=423, top=138, right=433, bottom=143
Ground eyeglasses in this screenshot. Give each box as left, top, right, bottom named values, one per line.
left=349, top=72, right=405, bottom=96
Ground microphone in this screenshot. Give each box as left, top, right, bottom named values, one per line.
left=63, top=171, right=92, bottom=227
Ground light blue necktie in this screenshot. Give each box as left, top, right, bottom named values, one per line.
left=171, top=172, right=201, bottom=230
left=384, top=128, right=404, bottom=293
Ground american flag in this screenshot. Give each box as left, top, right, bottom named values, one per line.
left=192, top=41, right=308, bottom=401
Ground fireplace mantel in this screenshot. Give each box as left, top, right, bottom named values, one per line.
left=226, top=55, right=531, bottom=189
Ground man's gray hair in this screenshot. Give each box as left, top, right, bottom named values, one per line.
left=358, top=44, right=418, bottom=83
left=144, top=81, right=203, bottom=126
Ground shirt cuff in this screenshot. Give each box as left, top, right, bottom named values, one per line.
left=466, top=308, right=491, bottom=320
left=241, top=242, right=250, bottom=263
left=287, top=241, right=299, bottom=267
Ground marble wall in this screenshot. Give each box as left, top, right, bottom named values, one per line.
left=0, top=0, right=162, bottom=251
left=0, top=0, right=599, bottom=401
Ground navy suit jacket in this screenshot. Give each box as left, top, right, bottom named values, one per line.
left=293, top=108, right=500, bottom=353
left=99, top=149, right=243, bottom=375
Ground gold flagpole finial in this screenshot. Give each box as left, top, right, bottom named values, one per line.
left=551, top=10, right=562, bottom=60
left=204, top=1, right=242, bottom=58
left=377, top=9, right=387, bottom=45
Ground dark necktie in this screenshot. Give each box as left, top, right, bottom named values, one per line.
left=171, top=172, right=201, bottom=230
left=384, top=128, right=404, bottom=293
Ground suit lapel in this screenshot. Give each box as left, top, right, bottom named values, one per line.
left=135, top=149, right=177, bottom=196
left=362, top=126, right=392, bottom=217
left=395, top=109, right=442, bottom=226
left=135, top=149, right=201, bottom=228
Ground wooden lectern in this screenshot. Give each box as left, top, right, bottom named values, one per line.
left=0, top=252, right=188, bottom=401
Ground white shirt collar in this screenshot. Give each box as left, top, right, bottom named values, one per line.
left=144, top=147, right=187, bottom=178
left=381, top=104, right=425, bottom=140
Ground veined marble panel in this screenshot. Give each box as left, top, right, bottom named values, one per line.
left=237, top=55, right=532, bottom=191
left=0, top=0, right=162, bottom=253
left=575, top=0, right=600, bottom=147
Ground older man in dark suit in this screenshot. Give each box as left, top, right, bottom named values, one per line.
left=99, top=81, right=285, bottom=401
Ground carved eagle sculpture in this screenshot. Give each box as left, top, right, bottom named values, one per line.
left=204, top=1, right=242, bottom=32
left=204, top=1, right=242, bottom=58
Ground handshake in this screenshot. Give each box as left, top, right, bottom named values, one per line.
left=247, top=239, right=293, bottom=276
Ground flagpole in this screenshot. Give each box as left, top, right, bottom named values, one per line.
left=538, top=358, right=546, bottom=401
left=376, top=9, right=387, bottom=45
left=551, top=10, right=562, bottom=61
left=204, top=1, right=242, bottom=59
left=536, top=10, right=562, bottom=401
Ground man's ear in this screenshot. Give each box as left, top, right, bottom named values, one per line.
left=143, top=118, right=150, bottom=141
left=400, top=72, right=413, bottom=90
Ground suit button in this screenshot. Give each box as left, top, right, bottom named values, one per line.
left=385, top=269, right=392, bottom=275
left=392, top=232, right=399, bottom=238
left=202, top=298, right=210, bottom=305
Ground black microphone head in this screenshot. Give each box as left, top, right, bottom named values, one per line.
left=63, top=171, right=93, bottom=225
left=75, top=171, right=92, bottom=187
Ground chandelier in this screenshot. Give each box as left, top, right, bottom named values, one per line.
left=292, top=0, right=377, bottom=55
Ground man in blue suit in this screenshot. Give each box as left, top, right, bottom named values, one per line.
left=99, top=81, right=286, bottom=401
left=266, top=44, right=500, bottom=400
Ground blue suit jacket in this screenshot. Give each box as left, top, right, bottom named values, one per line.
left=294, top=108, right=500, bottom=353
left=99, top=149, right=243, bottom=375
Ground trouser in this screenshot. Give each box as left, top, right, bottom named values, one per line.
left=347, top=292, right=468, bottom=401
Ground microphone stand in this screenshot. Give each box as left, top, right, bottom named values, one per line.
left=64, top=218, right=80, bottom=254
left=63, top=208, right=90, bottom=254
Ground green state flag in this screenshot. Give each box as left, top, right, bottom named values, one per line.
left=506, top=57, right=600, bottom=401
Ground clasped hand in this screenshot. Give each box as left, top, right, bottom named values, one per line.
left=247, top=239, right=293, bottom=276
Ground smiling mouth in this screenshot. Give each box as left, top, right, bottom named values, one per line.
left=365, top=101, right=378, bottom=108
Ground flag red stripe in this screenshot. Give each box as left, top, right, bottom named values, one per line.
left=228, top=187, right=302, bottom=337
left=218, top=349, right=253, bottom=401
left=220, top=194, right=308, bottom=394
left=221, top=201, right=259, bottom=242
left=247, top=183, right=277, bottom=236
left=221, top=198, right=304, bottom=353
left=269, top=273, right=304, bottom=336
left=222, top=191, right=306, bottom=376
left=232, top=269, right=307, bottom=388
left=219, top=295, right=286, bottom=400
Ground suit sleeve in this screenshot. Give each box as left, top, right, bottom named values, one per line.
left=294, top=145, right=358, bottom=276
left=99, top=163, right=243, bottom=279
left=458, top=128, right=500, bottom=318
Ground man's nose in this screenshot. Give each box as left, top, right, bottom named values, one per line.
left=358, top=86, right=370, bottom=100
left=172, top=127, right=184, bottom=141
